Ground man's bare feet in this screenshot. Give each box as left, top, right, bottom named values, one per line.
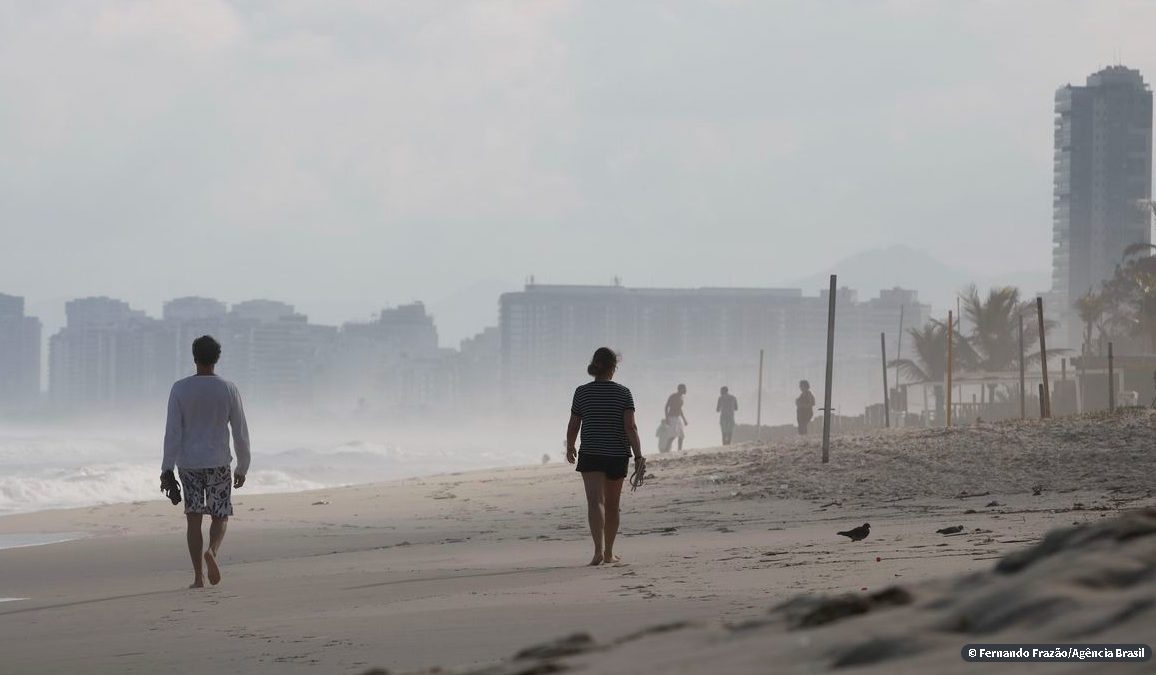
left=588, top=553, right=604, bottom=566
left=203, top=550, right=221, bottom=585
left=189, top=579, right=204, bottom=589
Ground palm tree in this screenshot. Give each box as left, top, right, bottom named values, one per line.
left=1073, top=289, right=1108, bottom=356
left=1111, top=243, right=1156, bottom=351
left=962, top=285, right=1019, bottom=402
left=963, top=285, right=1058, bottom=403
left=890, top=319, right=976, bottom=418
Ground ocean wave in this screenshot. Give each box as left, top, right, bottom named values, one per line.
left=0, top=463, right=330, bottom=515
left=0, top=431, right=536, bottom=515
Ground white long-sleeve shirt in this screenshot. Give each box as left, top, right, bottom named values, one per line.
left=162, top=374, right=251, bottom=475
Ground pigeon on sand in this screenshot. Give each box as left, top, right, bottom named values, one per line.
left=837, top=523, right=870, bottom=541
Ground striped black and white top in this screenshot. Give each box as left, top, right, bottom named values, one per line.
left=571, top=380, right=636, bottom=457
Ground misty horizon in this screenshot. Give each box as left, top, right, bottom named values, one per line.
left=12, top=243, right=1050, bottom=351
left=4, top=3, right=1153, bottom=348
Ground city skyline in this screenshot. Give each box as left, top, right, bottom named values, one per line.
left=3, top=242, right=1055, bottom=356
left=1, top=281, right=928, bottom=419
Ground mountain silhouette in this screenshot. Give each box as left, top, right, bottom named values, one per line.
left=788, top=245, right=1049, bottom=312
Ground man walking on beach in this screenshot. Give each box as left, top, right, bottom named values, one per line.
left=716, top=386, right=738, bottom=445
left=664, top=384, right=688, bottom=452
left=161, top=335, right=250, bottom=589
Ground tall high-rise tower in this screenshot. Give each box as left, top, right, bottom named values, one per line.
left=1052, top=66, right=1153, bottom=348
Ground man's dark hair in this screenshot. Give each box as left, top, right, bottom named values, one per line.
left=192, top=335, right=222, bottom=366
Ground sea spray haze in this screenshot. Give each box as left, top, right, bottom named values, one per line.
left=0, top=419, right=546, bottom=515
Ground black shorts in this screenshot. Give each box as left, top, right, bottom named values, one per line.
left=576, top=453, right=629, bottom=480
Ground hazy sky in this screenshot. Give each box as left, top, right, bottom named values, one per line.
left=2, top=1, right=1154, bottom=344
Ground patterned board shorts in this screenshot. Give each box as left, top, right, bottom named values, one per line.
left=178, top=466, right=234, bottom=518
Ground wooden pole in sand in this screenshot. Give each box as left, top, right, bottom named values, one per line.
left=880, top=332, right=890, bottom=428
left=1038, top=383, right=1046, bottom=418
left=821, top=275, right=836, bottom=463
left=1018, top=313, right=1026, bottom=420
left=756, top=348, right=764, bottom=440
left=895, top=305, right=905, bottom=388
left=1108, top=342, right=1115, bottom=413
left=1036, top=297, right=1050, bottom=418
left=956, top=297, right=963, bottom=406
left=946, top=310, right=953, bottom=428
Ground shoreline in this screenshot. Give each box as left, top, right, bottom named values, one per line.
left=0, top=532, right=86, bottom=552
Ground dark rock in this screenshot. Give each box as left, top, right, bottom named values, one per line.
left=997, top=508, right=1156, bottom=574
left=616, top=621, right=692, bottom=645
left=940, top=594, right=1076, bottom=635
left=777, top=586, right=913, bottom=629
left=831, top=636, right=930, bottom=669
left=513, top=633, right=595, bottom=661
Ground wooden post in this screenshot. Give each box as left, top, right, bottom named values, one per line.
left=880, top=332, right=890, bottom=428
left=946, top=310, right=953, bottom=428
left=1036, top=297, right=1050, bottom=418
left=895, top=305, right=905, bottom=389
left=921, top=383, right=929, bottom=427
left=1039, top=383, right=1046, bottom=418
left=756, top=349, right=764, bottom=440
left=1018, top=313, right=1026, bottom=420
left=955, top=297, right=962, bottom=407
left=1108, top=342, right=1115, bottom=413
left=821, top=275, right=836, bottom=463
left=1077, top=351, right=1085, bottom=414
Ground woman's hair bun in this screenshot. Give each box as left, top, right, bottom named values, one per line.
left=587, top=347, right=618, bottom=378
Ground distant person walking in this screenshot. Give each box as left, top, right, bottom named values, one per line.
left=716, top=386, right=738, bottom=445
left=795, top=380, right=815, bottom=435
left=566, top=348, right=644, bottom=566
left=161, top=335, right=250, bottom=588
left=664, top=384, right=689, bottom=451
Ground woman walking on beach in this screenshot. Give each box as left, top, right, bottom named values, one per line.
left=566, top=347, right=644, bottom=566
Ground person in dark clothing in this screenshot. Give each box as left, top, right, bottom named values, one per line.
left=796, top=380, right=815, bottom=435
left=716, top=386, right=738, bottom=445
left=566, top=347, right=644, bottom=566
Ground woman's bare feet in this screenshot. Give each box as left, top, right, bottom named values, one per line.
left=603, top=553, right=622, bottom=565
left=203, top=550, right=221, bottom=585
left=189, top=578, right=204, bottom=589
left=588, top=553, right=604, bottom=566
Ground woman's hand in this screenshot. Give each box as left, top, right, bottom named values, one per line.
left=566, top=414, right=581, bottom=464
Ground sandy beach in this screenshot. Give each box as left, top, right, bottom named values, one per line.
left=1, top=410, right=1153, bottom=674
